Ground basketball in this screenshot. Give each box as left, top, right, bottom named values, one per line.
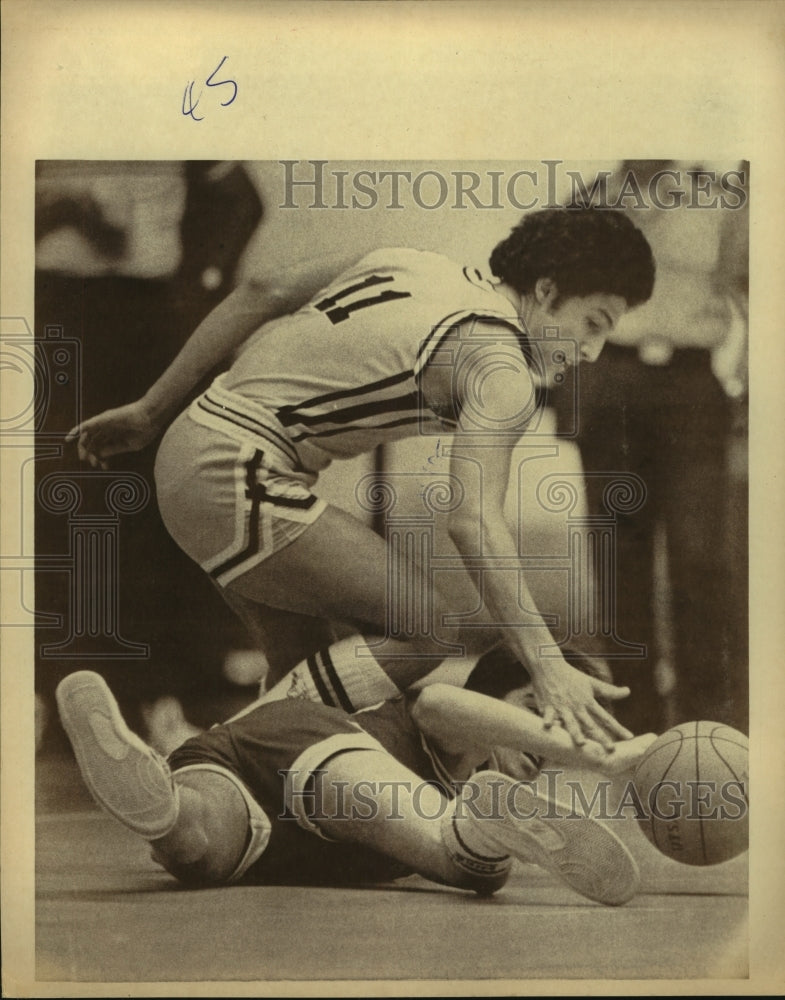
left=633, top=721, right=748, bottom=866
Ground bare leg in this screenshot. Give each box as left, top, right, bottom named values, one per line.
left=315, top=756, right=640, bottom=905
left=312, top=750, right=510, bottom=894
left=227, top=504, right=502, bottom=690
left=219, top=585, right=339, bottom=686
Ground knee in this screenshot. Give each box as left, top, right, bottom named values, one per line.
left=152, top=774, right=249, bottom=887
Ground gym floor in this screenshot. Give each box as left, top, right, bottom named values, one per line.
left=34, top=753, right=748, bottom=989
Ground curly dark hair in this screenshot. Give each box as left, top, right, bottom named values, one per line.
left=489, top=207, right=655, bottom=307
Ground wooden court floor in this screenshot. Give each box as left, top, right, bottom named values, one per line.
left=33, top=755, right=748, bottom=988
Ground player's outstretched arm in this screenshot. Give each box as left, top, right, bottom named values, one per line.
left=444, top=354, right=632, bottom=751
left=410, top=683, right=656, bottom=776
left=66, top=250, right=359, bottom=466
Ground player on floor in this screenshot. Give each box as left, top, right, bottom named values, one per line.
left=56, top=660, right=657, bottom=905
left=67, top=208, right=656, bottom=750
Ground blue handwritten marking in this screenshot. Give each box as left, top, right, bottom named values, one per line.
left=206, top=56, right=238, bottom=106
left=182, top=81, right=204, bottom=121
left=183, top=57, right=237, bottom=122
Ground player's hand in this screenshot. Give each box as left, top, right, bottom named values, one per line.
left=578, top=732, right=659, bottom=775
left=530, top=658, right=633, bottom=751
left=65, top=400, right=159, bottom=468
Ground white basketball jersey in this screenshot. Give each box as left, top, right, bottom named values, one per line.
left=223, top=248, right=531, bottom=471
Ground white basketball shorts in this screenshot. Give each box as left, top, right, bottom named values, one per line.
left=154, top=376, right=327, bottom=588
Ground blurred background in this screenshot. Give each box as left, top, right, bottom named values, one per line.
left=31, top=159, right=748, bottom=773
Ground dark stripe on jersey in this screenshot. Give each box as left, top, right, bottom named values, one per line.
left=290, top=415, right=423, bottom=443
left=197, top=396, right=300, bottom=466
left=209, top=451, right=265, bottom=580
left=414, top=310, right=536, bottom=371
left=279, top=391, right=420, bottom=429
left=306, top=654, right=335, bottom=707
left=276, top=370, right=413, bottom=420
left=510, top=325, right=536, bottom=369
left=319, top=647, right=355, bottom=713
left=414, top=312, right=541, bottom=424
left=413, top=309, right=481, bottom=368
left=459, top=265, right=530, bottom=352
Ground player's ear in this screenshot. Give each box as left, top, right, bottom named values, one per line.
left=534, top=277, right=559, bottom=309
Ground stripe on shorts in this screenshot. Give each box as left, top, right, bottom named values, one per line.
left=209, top=450, right=267, bottom=581
left=208, top=449, right=320, bottom=582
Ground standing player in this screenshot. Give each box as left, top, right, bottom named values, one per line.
left=68, top=208, right=655, bottom=750
left=56, top=665, right=657, bottom=904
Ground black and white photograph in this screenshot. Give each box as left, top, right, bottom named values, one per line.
left=2, top=2, right=784, bottom=996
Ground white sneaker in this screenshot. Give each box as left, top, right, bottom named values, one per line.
left=56, top=671, right=178, bottom=839
left=467, top=770, right=640, bottom=906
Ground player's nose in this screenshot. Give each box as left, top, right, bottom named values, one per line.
left=580, top=337, right=606, bottom=363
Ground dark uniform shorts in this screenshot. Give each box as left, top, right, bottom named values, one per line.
left=168, top=697, right=444, bottom=886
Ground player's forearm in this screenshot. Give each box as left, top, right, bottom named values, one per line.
left=414, top=684, right=639, bottom=774
left=448, top=512, right=556, bottom=677
left=141, top=282, right=283, bottom=425
left=414, top=684, right=582, bottom=763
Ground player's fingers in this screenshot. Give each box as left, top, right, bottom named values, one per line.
left=76, top=434, right=107, bottom=469
left=541, top=704, right=558, bottom=730
left=69, top=416, right=103, bottom=441
left=86, top=445, right=110, bottom=469
left=77, top=431, right=102, bottom=461
left=574, top=709, right=616, bottom=751
left=560, top=710, right=587, bottom=747
left=593, top=679, right=631, bottom=702
left=589, top=702, right=634, bottom=742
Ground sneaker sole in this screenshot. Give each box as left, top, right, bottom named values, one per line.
left=470, top=770, right=640, bottom=906
left=56, top=671, right=178, bottom=839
